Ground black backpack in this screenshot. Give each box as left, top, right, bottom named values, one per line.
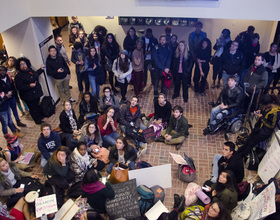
left=40, top=180, right=64, bottom=208
left=41, top=96, right=55, bottom=117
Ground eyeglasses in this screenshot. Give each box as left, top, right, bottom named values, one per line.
left=210, top=205, right=219, bottom=214
left=104, top=91, right=110, bottom=93
left=20, top=63, right=27, bottom=66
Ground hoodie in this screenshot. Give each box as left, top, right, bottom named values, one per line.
left=37, top=131, right=61, bottom=160
left=82, top=181, right=115, bottom=213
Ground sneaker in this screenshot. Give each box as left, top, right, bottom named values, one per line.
left=69, top=97, right=76, bottom=103
left=175, top=142, right=183, bottom=150
left=13, top=129, right=24, bottom=138
left=17, top=120, right=27, bottom=127
left=183, top=99, right=188, bottom=103
left=20, top=111, right=25, bottom=117
left=172, top=94, right=179, bottom=100
left=203, top=128, right=210, bottom=136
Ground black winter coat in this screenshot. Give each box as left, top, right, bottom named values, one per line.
left=173, top=53, right=193, bottom=77
left=0, top=75, right=18, bottom=111
left=219, top=85, right=244, bottom=111
left=46, top=54, right=70, bottom=79
left=14, top=68, right=44, bottom=102
left=59, top=110, right=80, bottom=134
left=119, top=104, right=141, bottom=128
left=79, top=99, right=99, bottom=118
left=109, top=145, right=137, bottom=165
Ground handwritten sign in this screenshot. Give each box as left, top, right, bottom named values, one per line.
left=143, top=127, right=156, bottom=143
left=106, top=179, right=140, bottom=219
left=169, top=152, right=188, bottom=165
left=249, top=182, right=276, bottom=220
left=258, top=136, right=280, bottom=183
left=35, top=194, right=57, bottom=218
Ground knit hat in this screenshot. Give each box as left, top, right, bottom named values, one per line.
left=150, top=185, right=165, bottom=203
left=4, top=134, right=18, bottom=144
left=120, top=49, right=128, bottom=56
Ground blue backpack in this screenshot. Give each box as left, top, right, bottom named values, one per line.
left=137, top=185, right=155, bottom=215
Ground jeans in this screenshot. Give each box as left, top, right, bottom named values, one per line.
left=9, top=97, right=20, bottom=121
left=40, top=152, right=53, bottom=167
left=222, top=72, right=240, bottom=88
left=88, top=75, right=100, bottom=97
left=53, top=75, right=71, bottom=103
left=16, top=97, right=28, bottom=112
left=153, top=71, right=166, bottom=96
left=211, top=154, right=222, bottom=183
left=119, top=78, right=128, bottom=100
left=106, top=161, right=136, bottom=174
left=103, top=132, right=120, bottom=146
left=76, top=70, right=89, bottom=93
left=210, top=105, right=232, bottom=125
left=0, top=108, right=17, bottom=134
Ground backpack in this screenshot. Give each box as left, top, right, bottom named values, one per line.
left=136, top=161, right=152, bottom=169
left=20, top=177, right=43, bottom=195
left=137, top=185, right=155, bottom=215
left=40, top=180, right=64, bottom=208
left=40, top=96, right=55, bottom=117
left=181, top=205, right=204, bottom=220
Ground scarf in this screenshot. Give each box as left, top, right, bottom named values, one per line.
left=259, top=106, right=280, bottom=129
left=73, top=148, right=91, bottom=170
left=1, top=169, right=16, bottom=186
left=82, top=181, right=106, bottom=194
left=65, top=110, right=77, bottom=131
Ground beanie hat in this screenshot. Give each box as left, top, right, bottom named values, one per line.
left=150, top=185, right=165, bottom=203
left=120, top=49, right=128, bottom=56
left=4, top=134, right=18, bottom=144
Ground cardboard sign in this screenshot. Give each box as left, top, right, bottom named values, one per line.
left=35, top=194, right=57, bottom=218
left=169, top=152, right=188, bottom=165
left=258, top=136, right=280, bottom=183
left=145, top=200, right=169, bottom=220
left=54, top=199, right=79, bottom=220
left=143, top=127, right=156, bottom=143
left=106, top=179, right=140, bottom=219
left=249, top=182, right=276, bottom=220
left=129, top=164, right=172, bottom=188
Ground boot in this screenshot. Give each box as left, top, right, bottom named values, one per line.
left=13, top=129, right=24, bottom=138
left=17, top=120, right=27, bottom=127
left=177, top=195, right=186, bottom=212
left=173, top=194, right=181, bottom=208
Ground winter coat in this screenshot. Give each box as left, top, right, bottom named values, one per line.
left=244, top=64, right=268, bottom=94
left=59, top=110, right=80, bottom=134
left=46, top=54, right=70, bottom=79
left=14, top=68, right=44, bottom=102
left=173, top=52, right=193, bottom=77
left=219, top=85, right=244, bottom=111
left=166, top=115, right=189, bottom=138
left=112, top=58, right=132, bottom=83
left=119, top=104, right=141, bottom=128
left=109, top=145, right=137, bottom=165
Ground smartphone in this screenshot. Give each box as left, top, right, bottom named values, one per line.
left=20, top=184, right=25, bottom=188
left=101, top=177, right=106, bottom=184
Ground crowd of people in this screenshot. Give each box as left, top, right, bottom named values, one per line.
left=1, top=16, right=280, bottom=219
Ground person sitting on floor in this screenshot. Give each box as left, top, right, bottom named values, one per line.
left=37, top=123, right=61, bottom=167
left=201, top=202, right=232, bottom=220
left=149, top=93, right=172, bottom=138
left=159, top=105, right=189, bottom=150
left=237, top=94, right=280, bottom=157
left=88, top=144, right=109, bottom=172
left=210, top=142, right=244, bottom=184
left=0, top=158, right=38, bottom=209
left=79, top=121, right=103, bottom=149
left=78, top=92, right=99, bottom=125
left=203, top=76, right=243, bottom=135
left=119, top=96, right=147, bottom=155
left=107, top=136, right=137, bottom=174
left=97, top=107, right=120, bottom=147
left=69, top=142, right=95, bottom=183
left=3, top=134, right=24, bottom=163
left=99, top=86, right=120, bottom=114
left=82, top=169, right=115, bottom=214
left=59, top=101, right=81, bottom=151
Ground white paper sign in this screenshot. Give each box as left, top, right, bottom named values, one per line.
left=54, top=199, right=79, bottom=220
left=35, top=194, right=57, bottom=218
left=249, top=182, right=276, bottom=220
left=258, top=137, right=280, bottom=183
left=145, top=200, right=169, bottom=220
left=169, top=152, right=187, bottom=165
left=129, top=164, right=172, bottom=188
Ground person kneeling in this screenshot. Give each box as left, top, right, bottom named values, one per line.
left=106, top=136, right=137, bottom=174
left=159, top=105, right=189, bottom=150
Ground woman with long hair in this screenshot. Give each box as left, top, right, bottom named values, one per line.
left=107, top=136, right=137, bottom=174
left=206, top=170, right=238, bottom=211
left=85, top=47, right=102, bottom=97
left=14, top=57, right=45, bottom=124
left=79, top=121, right=103, bottom=148
left=97, top=107, right=120, bottom=146
left=201, top=202, right=232, bottom=220
left=69, top=27, right=79, bottom=46
left=112, top=50, right=132, bottom=102
left=194, top=38, right=212, bottom=97
left=75, top=30, right=89, bottom=49
left=132, top=39, right=144, bottom=96
left=102, top=33, right=120, bottom=94
left=172, top=41, right=193, bottom=103
left=123, top=27, right=139, bottom=58
left=59, top=101, right=81, bottom=151
left=78, top=92, right=99, bottom=125
left=5, top=56, right=29, bottom=117
left=44, top=146, right=75, bottom=189
left=82, top=169, right=114, bottom=214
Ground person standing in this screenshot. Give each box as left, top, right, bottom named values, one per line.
left=46, top=45, right=74, bottom=104
left=194, top=38, right=212, bottom=97
left=15, top=58, right=45, bottom=125
left=123, top=27, right=138, bottom=59
left=152, top=35, right=172, bottom=97
left=188, top=21, right=207, bottom=87
left=55, top=35, right=71, bottom=66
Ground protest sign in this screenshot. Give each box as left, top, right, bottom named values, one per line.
left=35, top=194, right=57, bottom=218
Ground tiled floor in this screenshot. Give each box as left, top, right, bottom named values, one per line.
left=0, top=27, right=256, bottom=213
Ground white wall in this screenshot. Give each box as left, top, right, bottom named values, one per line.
left=1, top=17, right=59, bottom=101
left=1, top=0, right=280, bottom=33
left=77, top=16, right=278, bottom=53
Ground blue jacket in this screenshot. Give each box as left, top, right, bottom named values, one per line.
left=38, top=131, right=61, bottom=160
left=152, top=44, right=172, bottom=72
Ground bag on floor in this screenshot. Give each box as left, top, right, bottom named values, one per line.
left=136, top=161, right=152, bottom=169
left=181, top=205, right=204, bottom=220
left=40, top=96, right=55, bottom=117
left=177, top=153, right=196, bottom=182
left=137, top=185, right=155, bottom=215
left=231, top=201, right=251, bottom=220
left=40, top=180, right=64, bottom=208
left=20, top=177, right=43, bottom=195
left=245, top=147, right=266, bottom=171
left=108, top=162, right=129, bottom=184
left=68, top=181, right=86, bottom=198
